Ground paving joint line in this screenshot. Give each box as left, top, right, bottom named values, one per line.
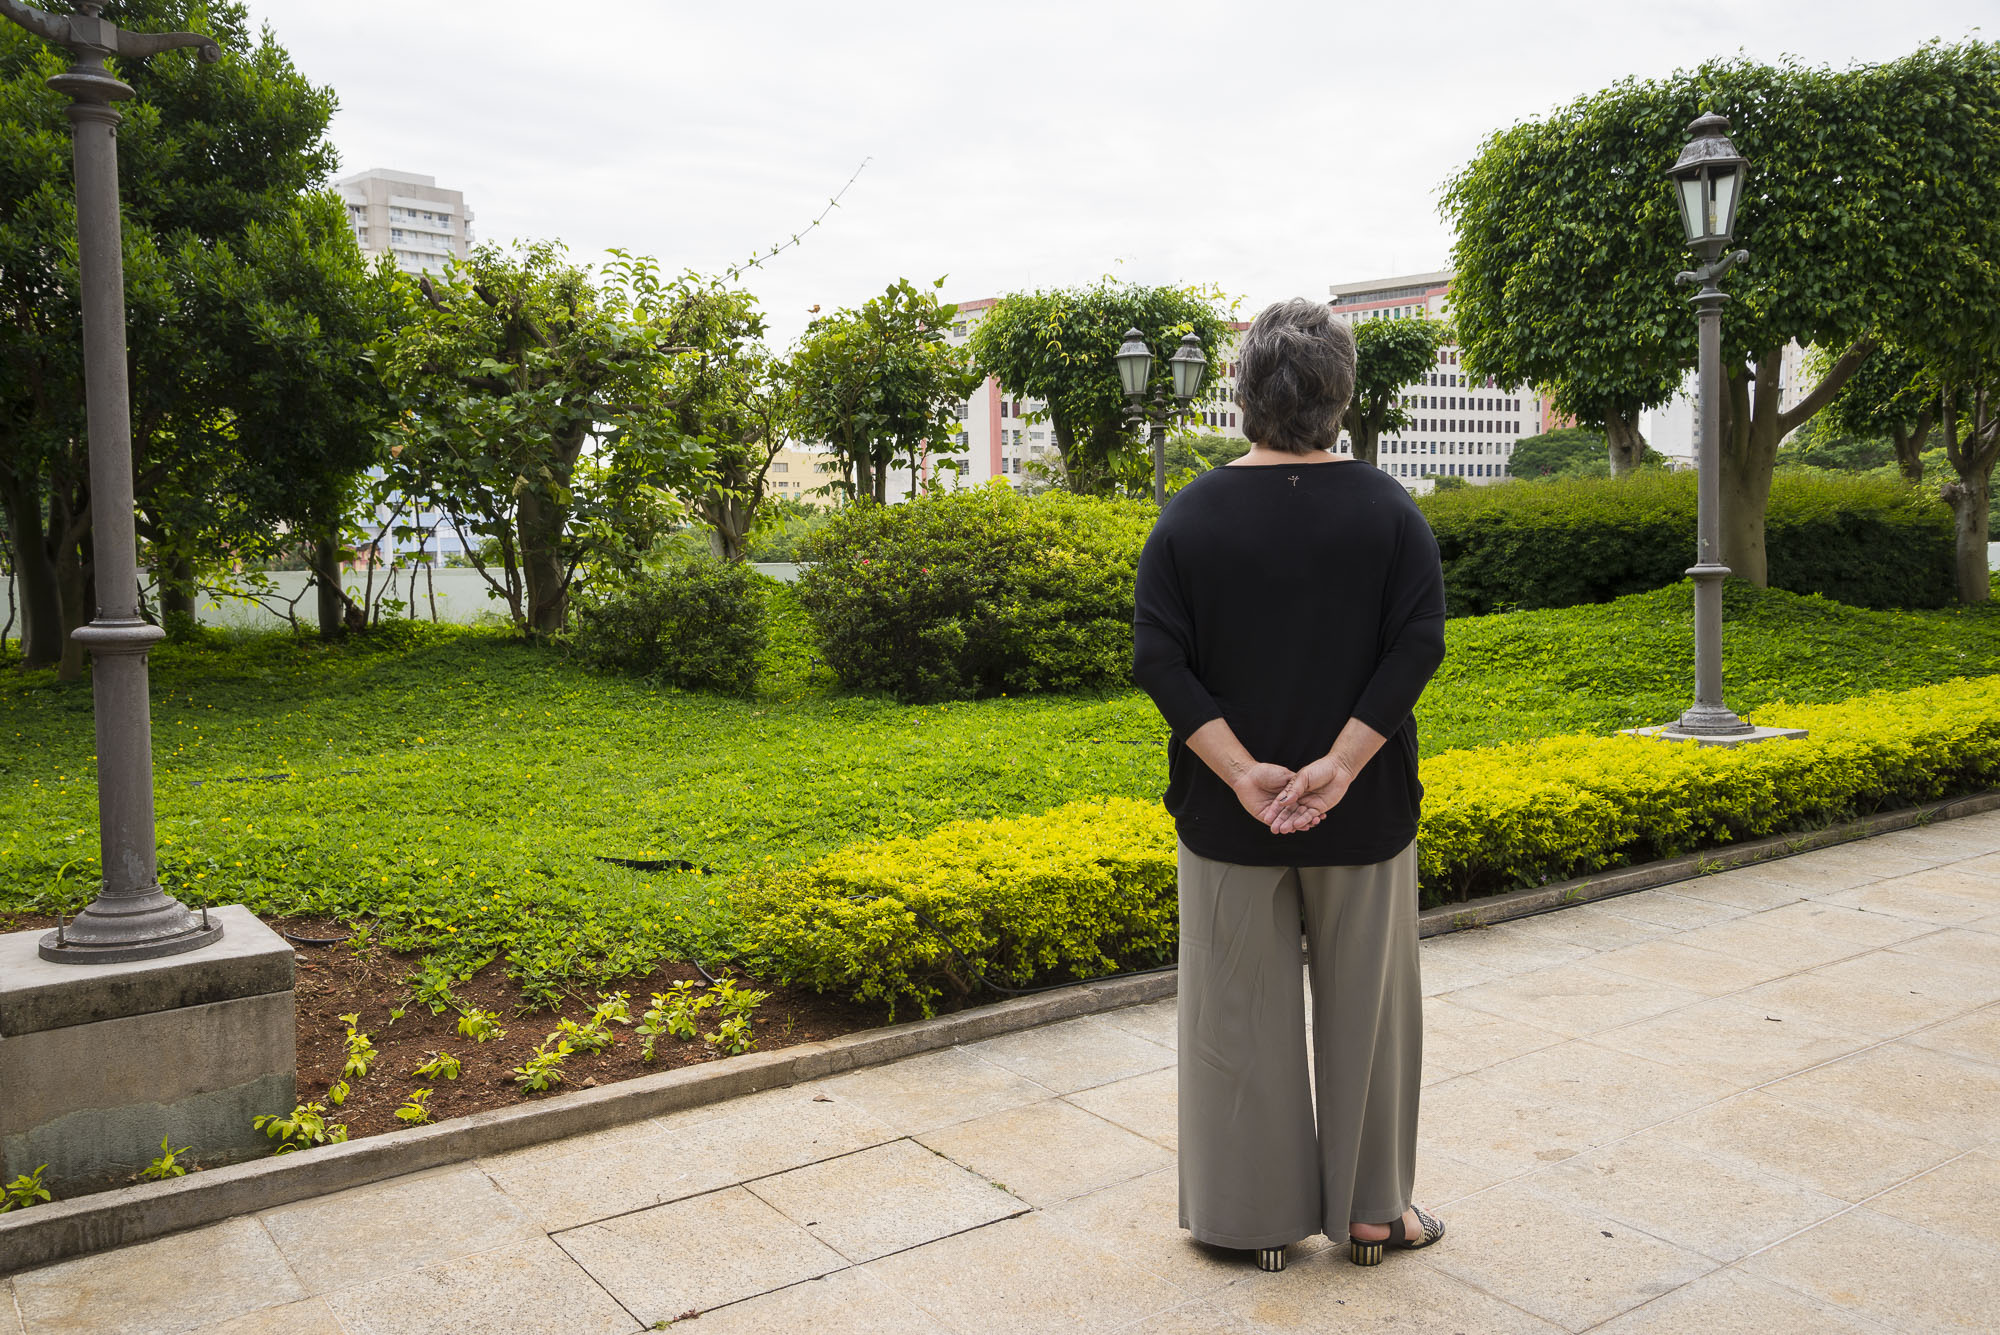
left=539, top=1131, right=912, bottom=1238
left=1436, top=976, right=1996, bottom=1224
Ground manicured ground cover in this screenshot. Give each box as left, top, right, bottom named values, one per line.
left=5, top=579, right=2000, bottom=1007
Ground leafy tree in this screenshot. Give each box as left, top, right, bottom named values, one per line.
left=2, top=0, right=373, bottom=675
left=1343, top=317, right=1448, bottom=465
left=1810, top=342, right=1935, bottom=483
left=375, top=244, right=703, bottom=638
left=1510, top=427, right=1607, bottom=477
left=636, top=278, right=796, bottom=562
left=791, top=278, right=975, bottom=505
left=1444, top=44, right=2000, bottom=582
left=967, top=279, right=1232, bottom=497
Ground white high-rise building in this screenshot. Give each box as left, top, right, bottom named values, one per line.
left=336, top=168, right=475, bottom=275
left=1327, top=270, right=1546, bottom=490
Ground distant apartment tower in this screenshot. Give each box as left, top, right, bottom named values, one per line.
left=336, top=168, right=475, bottom=275
left=1326, top=270, right=1545, bottom=489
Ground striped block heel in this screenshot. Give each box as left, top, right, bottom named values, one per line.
left=1350, top=1205, right=1445, bottom=1266
left=1256, top=1246, right=1286, bottom=1272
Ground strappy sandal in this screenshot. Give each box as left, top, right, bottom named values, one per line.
left=1349, top=1205, right=1446, bottom=1267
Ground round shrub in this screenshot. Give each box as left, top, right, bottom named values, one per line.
left=794, top=483, right=1154, bottom=702
left=571, top=556, right=767, bottom=695
left=1419, top=470, right=1953, bottom=615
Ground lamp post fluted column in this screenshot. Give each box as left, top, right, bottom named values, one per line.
left=0, top=0, right=227, bottom=961
left=1675, top=249, right=1752, bottom=737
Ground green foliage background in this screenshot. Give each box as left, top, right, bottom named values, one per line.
left=1420, top=471, right=1953, bottom=615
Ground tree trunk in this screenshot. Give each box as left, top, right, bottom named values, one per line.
left=515, top=486, right=569, bottom=638
left=1712, top=338, right=1878, bottom=589
left=703, top=490, right=751, bottom=561
left=852, top=451, right=876, bottom=506
left=1944, top=474, right=1990, bottom=604
left=1606, top=408, right=1647, bottom=476
left=1352, top=423, right=1379, bottom=465
left=1890, top=413, right=1933, bottom=485
left=158, top=550, right=196, bottom=628
left=54, top=520, right=90, bottom=683
left=311, top=533, right=362, bottom=636
left=1, top=470, right=63, bottom=669
left=1717, top=353, right=1785, bottom=587
left=1941, top=387, right=2000, bottom=605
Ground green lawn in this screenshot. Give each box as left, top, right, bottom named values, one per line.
left=5, top=579, right=1998, bottom=1003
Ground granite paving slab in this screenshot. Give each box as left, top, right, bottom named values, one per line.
left=554, top=1186, right=846, bottom=1325
left=744, top=1138, right=1027, bottom=1262
left=11, top=1217, right=305, bottom=1335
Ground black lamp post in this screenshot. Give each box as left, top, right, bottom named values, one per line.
left=1115, top=329, right=1209, bottom=504
left=1665, top=112, right=1754, bottom=739
left=0, top=0, right=228, bottom=960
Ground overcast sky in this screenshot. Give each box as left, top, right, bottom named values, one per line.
left=245, top=0, right=1989, bottom=349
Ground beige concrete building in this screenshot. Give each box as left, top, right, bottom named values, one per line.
left=765, top=446, right=839, bottom=507
left=336, top=168, right=475, bottom=275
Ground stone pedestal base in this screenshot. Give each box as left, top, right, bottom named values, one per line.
left=0, top=905, right=294, bottom=1198
left=1619, top=724, right=1809, bottom=748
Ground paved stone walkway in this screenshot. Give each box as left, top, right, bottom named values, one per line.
left=8, top=818, right=2000, bottom=1334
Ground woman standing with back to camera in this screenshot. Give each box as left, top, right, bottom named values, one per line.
left=1132, top=297, right=1448, bottom=1272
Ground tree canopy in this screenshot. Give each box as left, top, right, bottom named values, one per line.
left=1445, top=42, right=2000, bottom=578
left=791, top=278, right=974, bottom=505
left=1509, top=427, right=1609, bottom=478
left=967, top=279, right=1232, bottom=497
left=374, top=244, right=705, bottom=637
left=1, top=0, right=380, bottom=672
left=1343, top=317, right=1448, bottom=464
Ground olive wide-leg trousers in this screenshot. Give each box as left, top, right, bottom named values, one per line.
left=1175, top=840, right=1422, bottom=1249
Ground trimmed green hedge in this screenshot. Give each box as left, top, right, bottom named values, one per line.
left=733, top=798, right=1176, bottom=1018
left=1419, top=676, right=2000, bottom=901
left=1419, top=471, right=1954, bottom=615
left=736, top=676, right=2000, bottom=1012
left=795, top=484, right=1156, bottom=702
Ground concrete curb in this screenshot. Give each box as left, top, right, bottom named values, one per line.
left=5, top=786, right=1995, bottom=1273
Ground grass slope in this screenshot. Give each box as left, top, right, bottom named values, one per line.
left=4, top=579, right=1998, bottom=1000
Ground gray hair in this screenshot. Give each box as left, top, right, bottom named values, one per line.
left=1234, top=299, right=1356, bottom=454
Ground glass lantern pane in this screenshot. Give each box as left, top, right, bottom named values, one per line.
left=1171, top=354, right=1205, bottom=399
left=1117, top=350, right=1151, bottom=396
left=1677, top=176, right=1705, bottom=242
left=1710, top=167, right=1741, bottom=240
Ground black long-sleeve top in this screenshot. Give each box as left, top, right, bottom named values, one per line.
left=1132, top=460, right=1447, bottom=867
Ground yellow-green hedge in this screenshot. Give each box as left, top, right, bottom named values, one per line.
left=737, top=678, right=2000, bottom=1015
left=1420, top=677, right=2000, bottom=901
left=734, top=798, right=1177, bottom=1019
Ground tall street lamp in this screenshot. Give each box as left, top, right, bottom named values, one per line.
left=1, top=0, right=227, bottom=960
left=1663, top=112, right=1756, bottom=740
left=1115, top=329, right=1209, bottom=504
